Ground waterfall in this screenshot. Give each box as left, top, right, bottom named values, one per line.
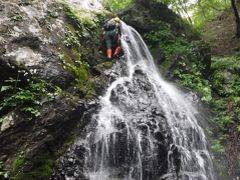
left=84, top=22, right=215, bottom=180
left=55, top=22, right=216, bottom=180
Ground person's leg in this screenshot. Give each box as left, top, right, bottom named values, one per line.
left=107, top=46, right=112, bottom=59
left=113, top=46, right=121, bottom=57
left=113, top=34, right=121, bottom=57
left=105, top=32, right=113, bottom=59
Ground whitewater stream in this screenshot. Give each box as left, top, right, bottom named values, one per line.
left=54, top=22, right=216, bottom=180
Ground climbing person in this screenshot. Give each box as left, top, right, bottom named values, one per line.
left=102, top=16, right=122, bottom=60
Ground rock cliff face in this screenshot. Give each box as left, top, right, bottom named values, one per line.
left=0, top=0, right=73, bottom=87
left=52, top=61, right=175, bottom=180
left=0, top=0, right=107, bottom=178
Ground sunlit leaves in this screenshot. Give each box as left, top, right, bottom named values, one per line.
left=105, top=0, right=134, bottom=12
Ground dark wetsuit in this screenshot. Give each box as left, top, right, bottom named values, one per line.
left=103, top=19, right=120, bottom=49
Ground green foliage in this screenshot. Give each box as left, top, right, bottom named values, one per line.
left=158, top=0, right=230, bottom=29
left=64, top=28, right=80, bottom=48
left=62, top=2, right=104, bottom=65
left=212, top=56, right=240, bottom=70
left=0, top=77, right=56, bottom=119
left=105, top=0, right=134, bottom=12
left=95, top=61, right=113, bottom=69
left=26, top=153, right=54, bottom=179
left=0, top=161, right=6, bottom=178
left=209, top=56, right=240, bottom=133
left=13, top=151, right=55, bottom=180
left=190, top=0, right=230, bottom=29
left=12, top=156, right=25, bottom=175
left=144, top=21, right=192, bottom=59
left=145, top=20, right=212, bottom=102
left=160, top=37, right=191, bottom=58
left=144, top=22, right=174, bottom=45
left=59, top=54, right=96, bottom=97
left=174, top=63, right=212, bottom=103
left=211, top=139, right=225, bottom=154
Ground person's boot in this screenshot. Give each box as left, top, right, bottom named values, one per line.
left=113, top=46, right=121, bottom=58
left=107, top=48, right=112, bottom=60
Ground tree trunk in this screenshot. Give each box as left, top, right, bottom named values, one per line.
left=197, top=0, right=207, bottom=20
left=231, top=0, right=240, bottom=37
left=177, top=0, right=193, bottom=24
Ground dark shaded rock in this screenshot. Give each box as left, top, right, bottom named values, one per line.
left=53, top=61, right=176, bottom=180
left=165, top=53, right=187, bottom=79
left=0, top=96, right=85, bottom=163
left=120, top=0, right=197, bottom=39
left=155, top=49, right=166, bottom=65
left=11, top=35, right=41, bottom=50
left=51, top=100, right=101, bottom=180
left=195, top=41, right=212, bottom=78
left=170, top=144, right=181, bottom=177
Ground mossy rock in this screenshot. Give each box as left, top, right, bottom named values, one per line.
left=95, top=60, right=113, bottom=70
left=12, top=150, right=55, bottom=180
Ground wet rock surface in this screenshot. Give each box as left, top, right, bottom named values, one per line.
left=53, top=61, right=181, bottom=180
left=0, top=0, right=106, bottom=178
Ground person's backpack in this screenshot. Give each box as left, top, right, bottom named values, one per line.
left=103, top=19, right=117, bottom=31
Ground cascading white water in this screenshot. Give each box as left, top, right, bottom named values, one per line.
left=84, top=22, right=215, bottom=180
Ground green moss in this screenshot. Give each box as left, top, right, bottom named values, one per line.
left=103, top=61, right=113, bottom=69
left=59, top=53, right=96, bottom=97
left=28, top=161, right=54, bottom=179
left=62, top=3, right=98, bottom=30
left=60, top=0, right=108, bottom=66
left=211, top=139, right=225, bottom=154
left=11, top=156, right=25, bottom=176
left=95, top=61, right=113, bottom=70
left=12, top=150, right=55, bottom=180
left=64, top=27, right=81, bottom=48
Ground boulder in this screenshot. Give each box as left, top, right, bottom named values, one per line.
left=0, top=1, right=74, bottom=88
